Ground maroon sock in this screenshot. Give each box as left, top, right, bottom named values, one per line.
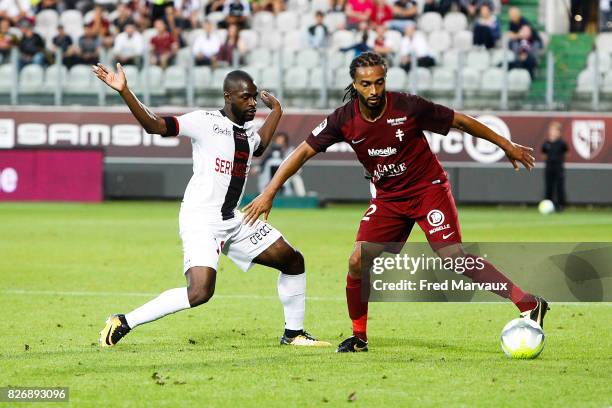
left=346, top=274, right=368, bottom=341
left=463, top=255, right=537, bottom=313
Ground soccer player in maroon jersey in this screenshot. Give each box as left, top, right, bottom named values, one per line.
left=244, top=52, right=549, bottom=352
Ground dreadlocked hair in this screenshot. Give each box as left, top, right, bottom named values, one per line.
left=343, top=52, right=388, bottom=102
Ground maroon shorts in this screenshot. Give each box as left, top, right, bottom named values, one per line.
left=356, top=181, right=462, bottom=250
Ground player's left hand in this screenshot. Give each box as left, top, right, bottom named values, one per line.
left=504, top=142, right=535, bottom=171
left=260, top=90, right=281, bottom=111
left=242, top=192, right=274, bottom=226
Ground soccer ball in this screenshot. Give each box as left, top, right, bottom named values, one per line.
left=538, top=199, right=555, bottom=215
left=500, top=318, right=545, bottom=359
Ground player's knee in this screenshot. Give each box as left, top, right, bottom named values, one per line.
left=187, top=284, right=215, bottom=307
left=284, top=249, right=305, bottom=275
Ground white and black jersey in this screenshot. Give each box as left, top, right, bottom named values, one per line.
left=168, top=109, right=264, bottom=222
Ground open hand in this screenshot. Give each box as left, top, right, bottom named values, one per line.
left=505, top=142, right=535, bottom=171
left=92, top=63, right=127, bottom=93
left=242, top=192, right=274, bottom=226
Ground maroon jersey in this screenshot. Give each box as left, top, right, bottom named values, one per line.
left=306, top=92, right=454, bottom=200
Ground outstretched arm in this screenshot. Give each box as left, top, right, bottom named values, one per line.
left=254, top=90, right=283, bottom=156
left=452, top=112, right=535, bottom=171
left=243, top=141, right=318, bottom=225
left=92, top=63, right=169, bottom=136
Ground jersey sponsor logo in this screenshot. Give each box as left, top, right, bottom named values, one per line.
left=312, top=119, right=327, bottom=137
left=372, top=161, right=407, bottom=181
left=249, top=223, right=273, bottom=245
left=572, top=120, right=605, bottom=160
left=387, top=116, right=407, bottom=126
left=214, top=157, right=248, bottom=177
left=368, top=147, right=397, bottom=157
left=213, top=124, right=233, bottom=137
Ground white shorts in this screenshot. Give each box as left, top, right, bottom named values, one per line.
left=179, top=209, right=283, bottom=273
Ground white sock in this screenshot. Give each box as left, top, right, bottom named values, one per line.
left=125, top=287, right=191, bottom=329
left=277, top=273, right=306, bottom=331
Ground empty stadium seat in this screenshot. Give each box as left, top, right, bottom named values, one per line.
left=260, top=68, right=281, bottom=90
left=42, top=64, right=67, bottom=93
left=467, top=48, right=491, bottom=71
left=418, top=12, right=443, bottom=33
left=587, top=51, right=611, bottom=73
left=384, top=30, right=402, bottom=51
left=176, top=47, right=193, bottom=67
left=299, top=13, right=315, bottom=30
left=65, top=65, right=97, bottom=95
left=490, top=48, right=515, bottom=67
left=405, top=67, right=432, bottom=92
left=459, top=67, right=480, bottom=92
left=19, top=64, right=44, bottom=94
left=431, top=68, right=455, bottom=93
left=276, top=10, right=299, bottom=33
left=442, top=49, right=461, bottom=70
left=35, top=10, right=59, bottom=35
left=428, top=30, right=451, bottom=53
left=253, top=11, right=276, bottom=32
left=508, top=69, right=531, bottom=93
left=59, top=10, right=83, bottom=40
left=239, top=65, right=262, bottom=83
left=443, top=12, right=467, bottom=33
left=386, top=67, right=407, bottom=91
left=576, top=69, right=598, bottom=94
left=164, top=65, right=186, bottom=92
left=248, top=48, right=272, bottom=68
left=140, top=65, right=165, bottom=95
left=331, top=30, right=356, bottom=50
left=324, top=12, right=347, bottom=31
left=332, top=67, right=352, bottom=90
left=0, top=64, right=14, bottom=92
left=309, top=66, right=332, bottom=89
left=284, top=66, right=309, bottom=91
left=259, top=30, right=283, bottom=50
left=595, top=33, right=612, bottom=53
left=453, top=30, right=473, bottom=51
left=282, top=30, right=305, bottom=51
left=192, top=66, right=212, bottom=91
left=480, top=67, right=504, bottom=93
left=117, top=65, right=140, bottom=93
left=295, top=48, right=320, bottom=70
left=602, top=71, right=612, bottom=93
left=310, top=0, right=330, bottom=12
left=239, top=29, right=259, bottom=49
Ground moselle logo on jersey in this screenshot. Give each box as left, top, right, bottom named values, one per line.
left=372, top=161, right=407, bottom=181
left=368, top=147, right=397, bottom=157
left=213, top=124, right=233, bottom=137
left=249, top=223, right=273, bottom=245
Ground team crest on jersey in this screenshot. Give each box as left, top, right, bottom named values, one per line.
left=312, top=119, right=327, bottom=136
left=427, top=209, right=445, bottom=227
left=387, top=116, right=407, bottom=126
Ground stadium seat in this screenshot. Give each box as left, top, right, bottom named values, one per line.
left=176, top=47, right=193, bottom=67
left=480, top=67, right=504, bottom=93
left=508, top=69, right=531, bottom=93
left=284, top=66, right=309, bottom=91
left=247, top=48, right=272, bottom=68
left=418, top=12, right=443, bottom=33
left=143, top=28, right=158, bottom=45
left=431, top=68, right=455, bottom=93
left=295, top=48, right=320, bottom=70
left=282, top=30, right=305, bottom=51
left=453, top=30, right=473, bottom=51
left=65, top=64, right=97, bottom=95
left=260, top=67, right=281, bottom=90
left=239, top=29, right=259, bottom=50
left=206, top=12, right=225, bottom=27
left=442, top=49, right=461, bottom=70
left=459, top=67, right=480, bottom=92
left=42, top=64, right=67, bottom=93
left=117, top=65, right=140, bottom=93
left=273, top=49, right=296, bottom=68
left=467, top=48, right=491, bottom=71
left=299, top=13, right=315, bottom=30
left=331, top=30, right=356, bottom=50
left=0, top=64, right=14, bottom=92
left=595, top=33, right=612, bottom=53
left=602, top=71, right=612, bottom=94
left=576, top=69, right=598, bottom=94
left=332, top=67, right=352, bottom=91
left=164, top=66, right=187, bottom=93
left=193, top=66, right=212, bottom=91
left=259, top=30, right=282, bottom=50
left=211, top=67, right=233, bottom=88
left=310, top=0, right=330, bottom=12
left=324, top=12, right=347, bottom=32
left=239, top=65, right=262, bottom=83
left=59, top=10, right=83, bottom=40
left=276, top=11, right=299, bottom=33
left=587, top=51, right=611, bottom=73
left=19, top=64, right=44, bottom=94
left=443, top=12, right=468, bottom=33
left=405, top=67, right=432, bottom=92
left=253, top=11, right=276, bottom=32
left=287, top=0, right=309, bottom=13
left=35, top=10, right=59, bottom=36
left=384, top=30, right=402, bottom=51
left=326, top=49, right=351, bottom=71
left=386, top=67, right=407, bottom=91
left=309, top=65, right=332, bottom=89
left=428, top=30, right=451, bottom=53
left=490, top=48, right=515, bottom=67
left=140, top=65, right=165, bottom=95
left=186, top=29, right=204, bottom=46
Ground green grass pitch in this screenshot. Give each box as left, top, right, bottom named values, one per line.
left=1, top=202, right=611, bottom=407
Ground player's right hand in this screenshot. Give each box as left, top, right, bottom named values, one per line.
left=242, top=192, right=274, bottom=226
left=92, top=63, right=127, bottom=93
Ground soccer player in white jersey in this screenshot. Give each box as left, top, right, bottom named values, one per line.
left=93, top=63, right=330, bottom=348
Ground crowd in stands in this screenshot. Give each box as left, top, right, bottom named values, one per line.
left=0, top=0, right=543, bottom=81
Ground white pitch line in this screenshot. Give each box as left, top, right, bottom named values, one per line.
left=1, top=289, right=611, bottom=306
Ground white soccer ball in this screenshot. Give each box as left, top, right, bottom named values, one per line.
left=538, top=199, right=555, bottom=215
left=500, top=318, right=545, bottom=359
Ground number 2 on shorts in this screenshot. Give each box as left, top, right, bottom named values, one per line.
left=362, top=204, right=377, bottom=221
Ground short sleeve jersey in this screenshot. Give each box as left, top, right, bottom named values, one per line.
left=306, top=92, right=454, bottom=200
left=172, top=110, right=263, bottom=220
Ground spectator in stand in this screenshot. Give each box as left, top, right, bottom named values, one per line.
left=0, top=17, right=16, bottom=63
left=151, top=0, right=174, bottom=24
left=123, top=0, right=149, bottom=31
left=508, top=6, right=542, bottom=56
left=329, top=0, right=346, bottom=12
left=345, top=0, right=372, bottom=30
left=508, top=41, right=537, bottom=79
left=398, top=20, right=435, bottom=71
left=217, top=22, right=246, bottom=65
left=370, top=25, right=394, bottom=60
left=221, top=0, right=250, bottom=29
left=387, top=0, right=417, bottom=33
left=370, top=0, right=393, bottom=28
left=112, top=3, right=136, bottom=34
left=307, top=10, right=328, bottom=48
left=173, top=0, right=201, bottom=29
left=113, top=22, right=144, bottom=66
left=250, top=0, right=285, bottom=14
left=76, top=23, right=102, bottom=65
left=423, top=0, right=498, bottom=16
left=35, top=0, right=60, bottom=13
left=51, top=24, right=79, bottom=67
left=205, top=0, right=224, bottom=15
left=191, top=19, right=220, bottom=66
left=0, top=0, right=31, bottom=25
left=340, top=21, right=371, bottom=58
left=150, top=18, right=177, bottom=68
left=89, top=6, right=114, bottom=51
left=472, top=2, right=499, bottom=49
left=17, top=18, right=46, bottom=69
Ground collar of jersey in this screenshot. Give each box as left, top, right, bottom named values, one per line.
left=219, top=109, right=246, bottom=129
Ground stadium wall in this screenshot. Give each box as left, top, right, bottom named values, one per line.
left=0, top=107, right=610, bottom=204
